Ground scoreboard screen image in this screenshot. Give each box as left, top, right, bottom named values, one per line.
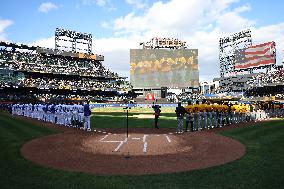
left=130, top=49, right=199, bottom=88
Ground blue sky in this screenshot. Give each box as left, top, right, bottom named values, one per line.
left=1, top=0, right=284, bottom=81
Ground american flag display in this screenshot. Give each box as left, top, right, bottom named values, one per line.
left=235, top=41, right=276, bottom=70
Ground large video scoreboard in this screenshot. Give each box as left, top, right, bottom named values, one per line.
left=130, top=49, right=199, bottom=88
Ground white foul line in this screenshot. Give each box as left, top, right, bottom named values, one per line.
left=143, top=142, right=147, bottom=153
left=132, top=137, right=141, bottom=140
left=143, top=134, right=149, bottom=153
left=114, top=135, right=129, bottom=152
left=143, top=134, right=148, bottom=143
left=99, top=134, right=109, bottom=142
left=165, top=135, right=171, bottom=143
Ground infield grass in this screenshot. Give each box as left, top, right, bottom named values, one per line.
left=0, top=110, right=284, bottom=189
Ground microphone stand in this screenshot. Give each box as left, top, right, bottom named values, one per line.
left=123, top=106, right=131, bottom=159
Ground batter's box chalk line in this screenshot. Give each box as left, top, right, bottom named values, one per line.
left=92, top=127, right=177, bottom=137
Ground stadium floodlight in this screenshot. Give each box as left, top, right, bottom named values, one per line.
left=55, top=28, right=92, bottom=54
left=219, top=29, right=252, bottom=78
left=282, top=49, right=284, bottom=64
left=139, top=37, right=187, bottom=49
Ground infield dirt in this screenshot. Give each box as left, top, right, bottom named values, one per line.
left=21, top=127, right=246, bottom=175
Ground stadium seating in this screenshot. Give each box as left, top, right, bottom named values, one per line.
left=0, top=41, right=131, bottom=102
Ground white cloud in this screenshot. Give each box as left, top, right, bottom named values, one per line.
left=96, top=0, right=107, bottom=7
left=0, top=18, right=13, bottom=41
left=29, top=36, right=55, bottom=48
left=30, top=0, right=284, bottom=81
left=125, top=0, right=147, bottom=9
left=234, top=3, right=251, bottom=13
left=81, top=0, right=116, bottom=11
left=108, top=0, right=257, bottom=80
left=38, top=2, right=58, bottom=13
left=216, top=11, right=255, bottom=32
left=252, top=23, right=284, bottom=65
left=106, top=0, right=284, bottom=81
left=93, top=36, right=140, bottom=77
left=100, top=21, right=111, bottom=29
left=113, top=0, right=240, bottom=37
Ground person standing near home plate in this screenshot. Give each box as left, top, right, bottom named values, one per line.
left=152, top=104, right=161, bottom=129
left=175, top=102, right=186, bottom=133
left=84, top=101, right=92, bottom=131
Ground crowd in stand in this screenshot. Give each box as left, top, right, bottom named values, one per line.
left=166, top=93, right=203, bottom=103
left=244, top=69, right=284, bottom=98
left=0, top=46, right=131, bottom=99
left=0, top=92, right=131, bottom=104
left=247, top=69, right=284, bottom=88
left=0, top=76, right=122, bottom=91
left=32, top=94, right=130, bottom=102
left=0, top=93, right=39, bottom=103
left=0, top=49, right=118, bottom=78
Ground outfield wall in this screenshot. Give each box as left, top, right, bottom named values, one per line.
left=90, top=103, right=185, bottom=108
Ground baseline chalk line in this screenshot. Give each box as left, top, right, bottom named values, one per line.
left=132, top=137, right=141, bottom=140
left=143, top=142, right=147, bottom=153
left=143, top=134, right=148, bottom=143
left=165, top=135, right=171, bottom=143
left=114, top=135, right=129, bottom=152
left=99, top=134, right=109, bottom=142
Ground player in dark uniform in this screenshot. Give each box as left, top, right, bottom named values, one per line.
left=152, top=104, right=161, bottom=129
left=175, top=102, right=186, bottom=133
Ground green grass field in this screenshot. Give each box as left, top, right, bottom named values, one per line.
left=0, top=109, right=284, bottom=189
left=91, top=107, right=178, bottom=129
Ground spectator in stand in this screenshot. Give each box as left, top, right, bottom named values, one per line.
left=0, top=47, right=118, bottom=78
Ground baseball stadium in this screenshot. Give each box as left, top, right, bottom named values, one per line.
left=1, top=2, right=284, bottom=189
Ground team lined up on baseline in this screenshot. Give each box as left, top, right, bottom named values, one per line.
left=176, top=102, right=284, bottom=133
left=11, top=103, right=92, bottom=131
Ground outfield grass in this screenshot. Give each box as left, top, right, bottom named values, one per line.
left=0, top=110, right=284, bottom=189
left=91, top=107, right=178, bottom=129
left=92, top=107, right=176, bottom=113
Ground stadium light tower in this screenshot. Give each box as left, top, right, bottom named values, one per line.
left=219, top=29, right=252, bottom=77
left=55, top=28, right=92, bottom=54
left=139, top=37, right=187, bottom=49
left=283, top=49, right=284, bottom=65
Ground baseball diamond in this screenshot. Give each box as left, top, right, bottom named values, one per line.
left=7, top=104, right=284, bottom=176
left=1, top=3, right=284, bottom=188
left=1, top=101, right=284, bottom=189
